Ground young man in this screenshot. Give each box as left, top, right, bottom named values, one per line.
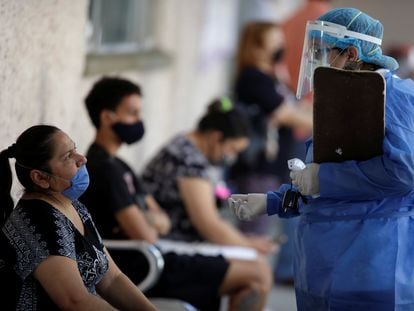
left=80, top=77, right=272, bottom=311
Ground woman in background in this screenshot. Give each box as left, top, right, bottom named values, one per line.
left=229, top=21, right=313, bottom=284
left=142, top=98, right=275, bottom=310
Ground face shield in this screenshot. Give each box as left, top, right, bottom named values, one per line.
left=296, top=20, right=382, bottom=99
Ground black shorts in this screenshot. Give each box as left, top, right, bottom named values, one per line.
left=146, top=252, right=229, bottom=310
left=111, top=250, right=230, bottom=311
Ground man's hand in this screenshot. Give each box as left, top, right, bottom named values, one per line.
left=144, top=210, right=171, bottom=235
left=228, top=193, right=267, bottom=221
left=289, top=163, right=320, bottom=196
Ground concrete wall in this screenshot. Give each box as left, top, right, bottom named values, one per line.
left=0, top=0, right=87, bottom=150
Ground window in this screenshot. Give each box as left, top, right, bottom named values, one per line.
left=85, top=0, right=171, bottom=75
left=87, top=0, right=155, bottom=54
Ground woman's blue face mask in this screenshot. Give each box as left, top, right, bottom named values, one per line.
left=16, top=162, right=90, bottom=201
left=61, top=165, right=90, bottom=201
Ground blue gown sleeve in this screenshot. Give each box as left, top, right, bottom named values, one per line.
left=319, top=121, right=414, bottom=200
left=267, top=184, right=301, bottom=218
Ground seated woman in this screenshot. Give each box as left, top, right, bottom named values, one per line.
left=0, top=125, right=156, bottom=310
left=142, top=98, right=276, bottom=255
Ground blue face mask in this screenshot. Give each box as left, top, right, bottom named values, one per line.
left=112, top=120, right=145, bottom=144
left=62, top=165, right=90, bottom=201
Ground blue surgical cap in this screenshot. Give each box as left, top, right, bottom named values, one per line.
left=318, top=8, right=399, bottom=70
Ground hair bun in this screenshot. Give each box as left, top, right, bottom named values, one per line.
left=207, top=96, right=234, bottom=114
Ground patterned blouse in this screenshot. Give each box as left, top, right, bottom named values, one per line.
left=2, top=199, right=108, bottom=310
left=142, top=134, right=211, bottom=241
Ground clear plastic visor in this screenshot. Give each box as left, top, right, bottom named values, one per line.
left=296, top=20, right=382, bottom=99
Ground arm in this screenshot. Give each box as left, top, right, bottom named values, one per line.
left=229, top=184, right=300, bottom=220
left=115, top=205, right=159, bottom=243
left=97, top=248, right=156, bottom=311
left=319, top=123, right=414, bottom=200
left=33, top=256, right=116, bottom=311
left=271, top=99, right=313, bottom=130
left=178, top=177, right=275, bottom=254
left=144, top=195, right=171, bottom=235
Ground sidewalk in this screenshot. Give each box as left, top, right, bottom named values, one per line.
left=265, top=284, right=296, bottom=311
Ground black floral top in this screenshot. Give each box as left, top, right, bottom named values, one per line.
left=2, top=199, right=108, bottom=310
left=142, top=134, right=210, bottom=241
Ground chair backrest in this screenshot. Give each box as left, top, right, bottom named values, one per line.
left=103, top=239, right=164, bottom=292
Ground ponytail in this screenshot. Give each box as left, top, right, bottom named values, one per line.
left=0, top=145, right=16, bottom=226
left=0, top=125, right=59, bottom=226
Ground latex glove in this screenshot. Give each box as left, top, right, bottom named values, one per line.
left=289, top=163, right=320, bottom=196
left=228, top=193, right=267, bottom=221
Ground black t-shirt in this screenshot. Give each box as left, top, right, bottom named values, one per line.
left=80, top=143, right=147, bottom=240
left=235, top=67, right=284, bottom=116
left=231, top=67, right=299, bottom=178
left=2, top=199, right=108, bottom=310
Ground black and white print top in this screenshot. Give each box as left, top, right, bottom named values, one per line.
left=2, top=199, right=108, bottom=310
left=142, top=134, right=210, bottom=241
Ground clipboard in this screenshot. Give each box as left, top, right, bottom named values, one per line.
left=313, top=66, right=385, bottom=163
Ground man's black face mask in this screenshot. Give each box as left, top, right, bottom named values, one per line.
left=112, top=120, right=145, bottom=145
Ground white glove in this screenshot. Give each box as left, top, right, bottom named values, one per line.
left=289, top=163, right=320, bottom=196
left=228, top=193, right=267, bottom=221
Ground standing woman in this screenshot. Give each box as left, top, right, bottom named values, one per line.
left=229, top=22, right=313, bottom=283
left=0, top=125, right=156, bottom=310
left=230, top=21, right=312, bottom=210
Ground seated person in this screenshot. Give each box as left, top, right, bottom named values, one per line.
left=80, top=77, right=273, bottom=311
left=0, top=125, right=155, bottom=310
left=142, top=96, right=276, bottom=256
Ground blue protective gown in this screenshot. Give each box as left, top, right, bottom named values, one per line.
left=267, top=71, right=414, bottom=311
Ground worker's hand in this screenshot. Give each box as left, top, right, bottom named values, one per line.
left=290, top=163, right=320, bottom=196
left=228, top=193, right=267, bottom=221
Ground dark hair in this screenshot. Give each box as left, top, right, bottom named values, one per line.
left=197, top=97, right=251, bottom=139
left=0, top=125, right=59, bottom=225
left=85, top=77, right=142, bottom=129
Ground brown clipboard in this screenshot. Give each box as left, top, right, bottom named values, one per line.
left=313, top=66, right=385, bottom=163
